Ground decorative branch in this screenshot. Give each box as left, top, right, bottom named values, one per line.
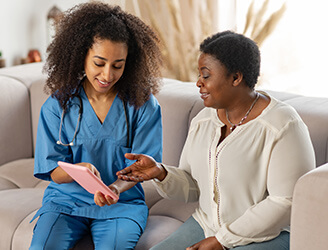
left=244, top=0, right=286, bottom=47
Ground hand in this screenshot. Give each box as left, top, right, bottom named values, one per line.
left=186, top=237, right=225, bottom=250
left=77, top=162, right=101, bottom=179
left=53, top=162, right=101, bottom=184
left=94, top=184, right=120, bottom=207
left=116, top=153, right=167, bottom=182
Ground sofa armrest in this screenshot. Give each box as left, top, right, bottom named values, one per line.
left=290, top=163, right=328, bottom=250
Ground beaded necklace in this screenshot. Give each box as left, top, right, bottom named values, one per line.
left=225, top=92, right=260, bottom=132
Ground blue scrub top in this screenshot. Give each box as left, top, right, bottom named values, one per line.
left=33, top=87, right=162, bottom=232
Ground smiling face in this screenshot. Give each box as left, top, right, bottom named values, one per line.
left=197, top=53, right=235, bottom=109
left=84, top=38, right=128, bottom=97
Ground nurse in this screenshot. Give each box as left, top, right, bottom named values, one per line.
left=30, top=2, right=163, bottom=250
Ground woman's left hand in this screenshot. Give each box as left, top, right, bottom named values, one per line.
left=94, top=184, right=120, bottom=207
left=186, top=237, right=225, bottom=250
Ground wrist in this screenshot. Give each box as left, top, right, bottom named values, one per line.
left=155, top=163, right=167, bottom=181
left=219, top=242, right=228, bottom=250
left=110, top=184, right=120, bottom=196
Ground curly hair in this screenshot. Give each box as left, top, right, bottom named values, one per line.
left=44, top=2, right=163, bottom=108
left=200, top=31, right=260, bottom=89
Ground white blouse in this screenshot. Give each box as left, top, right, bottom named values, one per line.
left=153, top=92, right=315, bottom=248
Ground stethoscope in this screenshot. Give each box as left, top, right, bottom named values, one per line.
left=56, top=95, right=130, bottom=147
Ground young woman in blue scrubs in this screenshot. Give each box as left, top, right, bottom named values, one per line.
left=30, top=2, right=163, bottom=249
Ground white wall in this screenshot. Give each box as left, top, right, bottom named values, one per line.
left=0, top=0, right=88, bottom=67
left=235, top=0, right=328, bottom=98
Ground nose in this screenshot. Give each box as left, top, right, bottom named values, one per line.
left=102, top=65, right=114, bottom=82
left=196, top=78, right=202, bottom=88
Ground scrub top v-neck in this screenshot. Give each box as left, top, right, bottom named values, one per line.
left=33, top=87, right=163, bottom=231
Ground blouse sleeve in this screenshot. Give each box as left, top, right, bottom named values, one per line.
left=217, top=120, right=316, bottom=248
left=34, top=98, right=72, bottom=181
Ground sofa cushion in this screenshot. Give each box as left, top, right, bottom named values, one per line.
left=149, top=198, right=198, bottom=222
left=29, top=79, right=49, bottom=152
left=0, top=158, right=46, bottom=190
left=12, top=210, right=38, bottom=250
left=135, top=215, right=184, bottom=250
left=0, top=76, right=32, bottom=166
left=0, top=188, right=44, bottom=250
left=155, top=78, right=204, bottom=166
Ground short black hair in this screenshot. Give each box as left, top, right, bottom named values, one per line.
left=200, top=31, right=260, bottom=89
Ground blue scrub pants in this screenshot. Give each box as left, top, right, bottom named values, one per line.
left=150, top=216, right=290, bottom=250
left=29, top=212, right=141, bottom=250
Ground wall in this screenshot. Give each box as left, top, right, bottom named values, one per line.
left=235, top=0, right=328, bottom=98
left=1, top=0, right=327, bottom=97
left=0, top=0, right=88, bottom=67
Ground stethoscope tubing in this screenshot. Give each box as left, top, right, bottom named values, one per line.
left=57, top=95, right=130, bottom=147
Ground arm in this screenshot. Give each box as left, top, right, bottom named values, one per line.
left=217, top=121, right=315, bottom=248
left=94, top=178, right=137, bottom=206
left=118, top=123, right=200, bottom=203
left=95, top=154, right=165, bottom=207
left=51, top=162, right=101, bottom=184
left=96, top=96, right=163, bottom=206
left=34, top=99, right=72, bottom=181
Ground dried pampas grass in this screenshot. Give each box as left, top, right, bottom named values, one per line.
left=121, top=0, right=286, bottom=81
left=126, top=0, right=214, bottom=82
left=244, top=0, right=286, bottom=46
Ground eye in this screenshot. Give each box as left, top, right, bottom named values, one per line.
left=199, top=74, right=209, bottom=80
left=94, top=61, right=104, bottom=67
left=113, top=65, right=123, bottom=70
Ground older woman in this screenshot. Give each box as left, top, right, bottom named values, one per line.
left=118, top=31, right=315, bottom=249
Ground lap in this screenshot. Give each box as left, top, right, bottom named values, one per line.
left=91, top=217, right=142, bottom=249
left=150, top=216, right=289, bottom=250
left=30, top=212, right=89, bottom=250
left=150, top=216, right=205, bottom=250
left=30, top=212, right=142, bottom=250
left=232, top=231, right=290, bottom=250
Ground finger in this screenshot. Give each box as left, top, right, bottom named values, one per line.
left=186, top=242, right=198, bottom=250
left=117, top=174, right=135, bottom=181
left=105, top=195, right=117, bottom=205
left=116, top=166, right=132, bottom=175
left=94, top=191, right=106, bottom=207
left=124, top=153, right=141, bottom=161
left=93, top=169, right=101, bottom=179
left=118, top=172, right=144, bottom=182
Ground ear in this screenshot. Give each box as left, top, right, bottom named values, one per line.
left=232, top=71, right=243, bottom=87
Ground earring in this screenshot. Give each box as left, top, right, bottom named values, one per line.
left=78, top=71, right=86, bottom=80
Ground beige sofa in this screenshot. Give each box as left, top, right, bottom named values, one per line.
left=0, top=62, right=327, bottom=250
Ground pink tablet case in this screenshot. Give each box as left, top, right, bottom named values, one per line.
left=58, top=161, right=119, bottom=200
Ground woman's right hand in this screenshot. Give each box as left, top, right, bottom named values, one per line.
left=116, top=153, right=167, bottom=182
left=76, top=162, right=101, bottom=179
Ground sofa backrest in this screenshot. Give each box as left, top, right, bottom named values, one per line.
left=1, top=63, right=327, bottom=168
left=155, top=78, right=204, bottom=165
left=0, top=76, right=32, bottom=166
left=0, top=63, right=47, bottom=159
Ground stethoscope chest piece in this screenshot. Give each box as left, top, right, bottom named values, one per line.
left=57, top=95, right=83, bottom=147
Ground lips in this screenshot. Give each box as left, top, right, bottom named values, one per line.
left=97, top=79, right=111, bottom=87
left=200, top=92, right=209, bottom=99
